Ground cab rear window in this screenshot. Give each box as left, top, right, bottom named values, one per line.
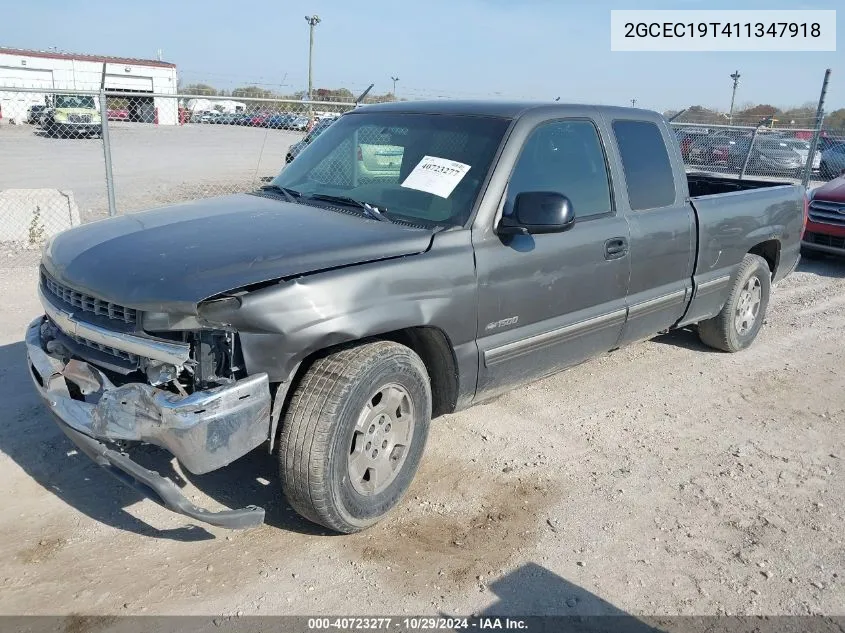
left=612, top=120, right=676, bottom=211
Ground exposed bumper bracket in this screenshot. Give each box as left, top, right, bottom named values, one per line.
left=59, top=421, right=265, bottom=529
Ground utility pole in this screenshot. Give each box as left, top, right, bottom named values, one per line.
left=729, top=70, right=741, bottom=125
left=391, top=76, right=399, bottom=100
left=631, top=98, right=637, bottom=108
left=304, top=15, right=321, bottom=124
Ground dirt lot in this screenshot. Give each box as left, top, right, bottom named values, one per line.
left=0, top=254, right=842, bottom=618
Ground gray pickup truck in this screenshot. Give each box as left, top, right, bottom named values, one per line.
left=27, top=101, right=806, bottom=534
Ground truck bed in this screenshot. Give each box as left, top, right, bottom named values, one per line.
left=686, top=172, right=796, bottom=198
left=678, top=172, right=805, bottom=328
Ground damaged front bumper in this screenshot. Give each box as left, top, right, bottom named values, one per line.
left=25, top=316, right=269, bottom=529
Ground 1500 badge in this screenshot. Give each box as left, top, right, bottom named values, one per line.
left=485, top=316, right=519, bottom=331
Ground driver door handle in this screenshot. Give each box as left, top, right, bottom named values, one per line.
left=604, top=237, right=629, bottom=260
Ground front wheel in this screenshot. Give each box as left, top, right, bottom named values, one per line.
left=698, top=254, right=771, bottom=352
left=279, top=340, right=432, bottom=533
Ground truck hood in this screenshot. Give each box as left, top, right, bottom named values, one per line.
left=813, top=174, right=845, bottom=202
left=43, top=193, right=433, bottom=313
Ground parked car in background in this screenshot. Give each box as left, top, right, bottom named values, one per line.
left=214, top=112, right=243, bottom=125
left=817, top=135, right=845, bottom=153
left=266, top=113, right=309, bottom=131
left=802, top=174, right=845, bottom=257
left=42, top=94, right=103, bottom=138
left=723, top=137, right=804, bottom=176
left=239, top=111, right=271, bottom=127
left=285, top=117, right=336, bottom=163
left=778, top=138, right=822, bottom=174
left=107, top=108, right=129, bottom=121
left=687, top=131, right=747, bottom=168
left=820, top=144, right=845, bottom=180
left=674, top=129, right=709, bottom=161
left=26, top=104, right=50, bottom=124
left=193, top=111, right=221, bottom=124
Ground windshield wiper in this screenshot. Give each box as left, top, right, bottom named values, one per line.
left=306, top=194, right=393, bottom=223
left=260, top=184, right=302, bottom=204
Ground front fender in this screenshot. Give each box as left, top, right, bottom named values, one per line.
left=220, top=231, right=478, bottom=384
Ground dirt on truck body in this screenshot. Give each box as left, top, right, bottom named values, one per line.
left=26, top=100, right=806, bottom=534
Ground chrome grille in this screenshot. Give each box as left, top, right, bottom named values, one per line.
left=68, top=114, right=92, bottom=123
left=808, top=200, right=845, bottom=226
left=64, top=329, right=140, bottom=365
left=41, top=271, right=138, bottom=324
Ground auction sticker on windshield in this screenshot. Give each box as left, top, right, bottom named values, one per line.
left=401, top=156, right=471, bottom=198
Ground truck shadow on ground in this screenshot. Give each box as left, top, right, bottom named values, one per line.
left=796, top=255, right=845, bottom=278
left=0, top=340, right=322, bottom=541
left=651, top=326, right=715, bottom=353
left=443, top=562, right=664, bottom=630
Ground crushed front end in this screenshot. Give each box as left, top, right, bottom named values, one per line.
left=25, top=269, right=270, bottom=528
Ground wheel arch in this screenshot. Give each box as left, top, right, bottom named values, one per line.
left=271, top=325, right=459, bottom=449
left=748, top=239, right=780, bottom=278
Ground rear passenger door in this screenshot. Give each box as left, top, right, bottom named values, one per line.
left=606, top=117, right=696, bottom=345
left=473, top=115, right=631, bottom=400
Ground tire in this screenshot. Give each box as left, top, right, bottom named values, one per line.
left=279, top=340, right=432, bottom=533
left=698, top=254, right=771, bottom=353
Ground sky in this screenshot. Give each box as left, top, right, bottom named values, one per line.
left=4, top=0, right=842, bottom=112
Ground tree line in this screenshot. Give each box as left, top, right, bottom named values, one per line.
left=666, top=103, right=845, bottom=131
left=177, top=83, right=399, bottom=105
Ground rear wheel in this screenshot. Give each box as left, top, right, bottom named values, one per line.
left=279, top=340, right=432, bottom=533
left=698, top=254, right=771, bottom=352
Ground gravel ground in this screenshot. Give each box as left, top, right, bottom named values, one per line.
left=0, top=254, right=842, bottom=617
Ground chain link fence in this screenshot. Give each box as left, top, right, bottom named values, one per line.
left=0, top=87, right=355, bottom=264
left=2, top=85, right=843, bottom=267
left=670, top=122, right=828, bottom=182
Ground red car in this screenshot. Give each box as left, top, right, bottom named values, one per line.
left=241, top=112, right=270, bottom=127
left=802, top=175, right=845, bottom=258
left=107, top=108, right=129, bottom=121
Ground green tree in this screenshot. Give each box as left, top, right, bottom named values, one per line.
left=232, top=86, right=274, bottom=99
left=733, top=104, right=781, bottom=125
left=180, top=83, right=218, bottom=96
left=823, top=108, right=845, bottom=132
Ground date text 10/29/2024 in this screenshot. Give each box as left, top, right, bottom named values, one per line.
left=307, top=617, right=529, bottom=630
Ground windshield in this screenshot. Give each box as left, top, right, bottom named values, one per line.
left=55, top=95, right=96, bottom=109
left=272, top=112, right=510, bottom=227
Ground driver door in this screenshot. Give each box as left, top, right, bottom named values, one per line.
left=473, top=118, right=631, bottom=400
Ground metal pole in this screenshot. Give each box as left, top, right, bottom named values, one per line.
left=98, top=62, right=116, bottom=217
left=729, top=71, right=740, bottom=125
left=802, top=68, right=831, bottom=188
left=391, top=76, right=399, bottom=100
left=668, top=108, right=687, bottom=122
left=308, top=24, right=314, bottom=100
left=98, top=89, right=117, bottom=217
left=739, top=127, right=761, bottom=181
left=305, top=15, right=320, bottom=124
left=631, top=98, right=636, bottom=108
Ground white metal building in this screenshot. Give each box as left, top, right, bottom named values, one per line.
left=0, top=47, right=179, bottom=125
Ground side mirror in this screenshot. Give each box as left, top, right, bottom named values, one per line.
left=498, top=191, right=575, bottom=235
